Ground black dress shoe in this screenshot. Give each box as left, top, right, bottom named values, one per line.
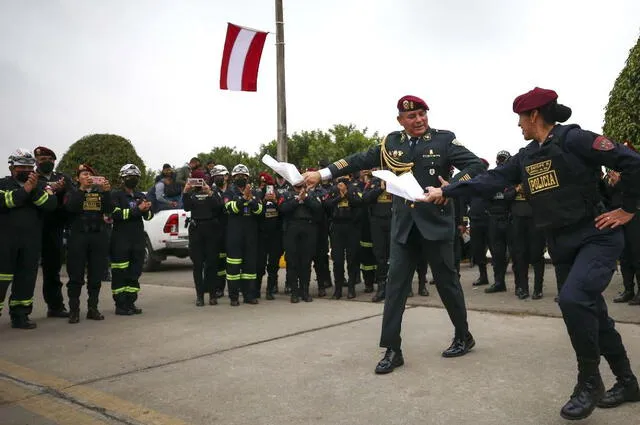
left=375, top=348, right=404, bottom=374
left=86, top=308, right=105, bottom=320
left=518, top=291, right=530, bottom=300
left=614, top=290, right=634, bottom=303
left=532, top=291, right=543, bottom=300
left=331, top=290, right=342, bottom=300
left=560, top=374, right=604, bottom=420
left=115, top=307, right=134, bottom=315
left=230, top=299, right=240, bottom=306
left=244, top=298, right=259, bottom=305
left=347, top=287, right=356, bottom=299
left=47, top=308, right=70, bottom=318
left=195, top=298, right=205, bottom=307
left=302, top=294, right=313, bottom=302
left=68, top=310, right=80, bottom=324
left=418, top=286, right=429, bottom=296
left=209, top=296, right=218, bottom=305
left=290, top=294, right=300, bottom=303
left=472, top=277, right=489, bottom=286
left=11, top=315, right=37, bottom=329
left=597, top=377, right=640, bottom=408
left=266, top=293, right=275, bottom=300
left=442, top=333, right=475, bottom=358
left=484, top=283, right=506, bottom=294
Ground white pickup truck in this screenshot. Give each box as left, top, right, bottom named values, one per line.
left=143, top=209, right=191, bottom=271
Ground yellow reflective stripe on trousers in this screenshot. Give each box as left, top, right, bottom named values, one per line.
left=111, top=261, right=130, bottom=270
left=112, top=287, right=127, bottom=295
left=217, top=270, right=227, bottom=276
left=359, top=241, right=373, bottom=248
left=33, top=192, right=49, bottom=206
left=360, top=264, right=377, bottom=271
left=124, top=286, right=140, bottom=293
left=0, top=273, right=14, bottom=281
left=240, top=273, right=257, bottom=279
left=5, top=190, right=15, bottom=208
left=226, top=257, right=243, bottom=265
left=9, top=299, right=33, bottom=307
left=226, top=274, right=241, bottom=281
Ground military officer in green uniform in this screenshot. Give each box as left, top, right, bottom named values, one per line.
left=303, top=95, right=485, bottom=374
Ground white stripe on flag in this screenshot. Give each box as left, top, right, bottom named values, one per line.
left=226, top=29, right=256, bottom=91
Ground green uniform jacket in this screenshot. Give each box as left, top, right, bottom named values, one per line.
left=327, top=128, right=484, bottom=243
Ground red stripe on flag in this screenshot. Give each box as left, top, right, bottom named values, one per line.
left=220, top=23, right=241, bottom=90
left=241, top=31, right=268, bottom=92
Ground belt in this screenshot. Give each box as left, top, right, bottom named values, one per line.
left=404, top=200, right=416, bottom=208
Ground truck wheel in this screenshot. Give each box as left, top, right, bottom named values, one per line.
left=143, top=238, right=162, bottom=272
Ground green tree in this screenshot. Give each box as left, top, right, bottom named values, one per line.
left=57, top=134, right=153, bottom=189
left=603, top=35, right=640, bottom=150
left=196, top=146, right=261, bottom=175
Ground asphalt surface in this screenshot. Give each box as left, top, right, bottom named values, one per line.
left=2, top=259, right=640, bottom=425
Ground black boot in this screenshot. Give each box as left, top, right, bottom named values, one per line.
left=472, top=264, right=489, bottom=286
left=317, top=285, right=326, bottom=297
left=302, top=285, right=313, bottom=302
left=209, top=293, right=218, bottom=305
left=418, top=282, right=429, bottom=296
left=68, top=309, right=80, bottom=323
left=599, top=355, right=640, bottom=408
left=290, top=287, right=300, bottom=303
left=11, top=314, right=37, bottom=329
left=484, top=283, right=506, bottom=293
left=372, top=280, right=386, bottom=302
left=614, top=289, right=634, bottom=303
left=86, top=307, right=104, bottom=320
left=196, top=296, right=205, bottom=307
left=560, top=359, right=605, bottom=420
left=347, top=282, right=356, bottom=299
left=332, top=281, right=344, bottom=300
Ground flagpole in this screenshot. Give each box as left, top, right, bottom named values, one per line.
left=275, top=0, right=287, bottom=162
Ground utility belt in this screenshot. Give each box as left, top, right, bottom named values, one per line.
left=190, top=217, right=218, bottom=228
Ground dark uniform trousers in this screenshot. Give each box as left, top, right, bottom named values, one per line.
left=41, top=225, right=65, bottom=310
left=549, top=223, right=629, bottom=367
left=511, top=215, right=546, bottom=293
left=330, top=221, right=360, bottom=287
left=188, top=220, right=220, bottom=297
left=67, top=229, right=109, bottom=310
left=370, top=216, right=391, bottom=285
left=257, top=228, right=283, bottom=296
left=285, top=220, right=317, bottom=295
left=470, top=224, right=489, bottom=267
left=488, top=215, right=510, bottom=284
left=110, top=233, right=145, bottom=308
left=0, top=230, right=41, bottom=317
left=381, top=225, right=469, bottom=349
left=313, top=220, right=332, bottom=287
left=216, top=226, right=227, bottom=297
left=620, top=214, right=640, bottom=291
left=226, top=223, right=258, bottom=301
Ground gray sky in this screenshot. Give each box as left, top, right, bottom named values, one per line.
left=1, top=0, right=639, bottom=172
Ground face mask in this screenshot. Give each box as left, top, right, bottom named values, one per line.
left=213, top=177, right=225, bottom=186
left=235, top=178, right=247, bottom=188
left=16, top=171, right=31, bottom=183
left=39, top=161, right=54, bottom=174
left=124, top=177, right=139, bottom=189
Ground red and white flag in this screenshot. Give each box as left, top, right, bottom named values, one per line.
left=220, top=23, right=268, bottom=92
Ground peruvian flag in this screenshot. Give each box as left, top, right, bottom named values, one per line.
left=220, top=23, right=268, bottom=92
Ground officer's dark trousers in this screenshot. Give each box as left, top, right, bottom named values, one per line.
left=188, top=220, right=219, bottom=298
left=620, top=214, right=640, bottom=292
left=110, top=232, right=145, bottom=309
left=226, top=222, right=258, bottom=302
left=549, top=223, right=631, bottom=371
left=511, top=215, right=546, bottom=293
left=284, top=220, right=317, bottom=295
left=0, top=231, right=41, bottom=317
left=370, top=216, right=391, bottom=284
left=381, top=225, right=469, bottom=349
left=488, top=215, right=509, bottom=284
left=66, top=229, right=108, bottom=311
left=41, top=224, right=65, bottom=310
left=257, top=229, right=283, bottom=296
left=313, top=220, right=331, bottom=287
left=470, top=224, right=489, bottom=267
left=330, top=221, right=360, bottom=287
left=215, top=228, right=227, bottom=296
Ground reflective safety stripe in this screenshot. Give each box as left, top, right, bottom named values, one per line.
left=240, top=273, right=257, bottom=280
left=144, top=210, right=154, bottom=220
left=123, top=208, right=130, bottom=220
left=112, top=207, right=122, bottom=215
left=9, top=298, right=33, bottom=307
left=359, top=241, right=374, bottom=248
left=33, top=192, right=48, bottom=206
left=219, top=252, right=227, bottom=258
left=124, top=286, right=140, bottom=293
left=231, top=201, right=239, bottom=214
left=112, top=287, right=128, bottom=295
left=226, top=257, right=243, bottom=265
left=5, top=190, right=15, bottom=208
left=360, top=264, right=377, bottom=271
left=111, top=261, right=130, bottom=269
left=217, top=270, right=227, bottom=276
left=226, top=274, right=241, bottom=281
left=253, top=203, right=263, bottom=215
left=0, top=273, right=14, bottom=281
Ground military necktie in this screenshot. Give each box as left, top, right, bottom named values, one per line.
left=409, top=136, right=418, bottom=155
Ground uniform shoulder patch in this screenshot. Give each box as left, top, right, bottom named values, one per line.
left=592, top=136, right=614, bottom=151
left=451, top=138, right=464, bottom=146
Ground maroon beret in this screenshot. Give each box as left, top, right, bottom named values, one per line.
left=190, top=170, right=207, bottom=179
left=259, top=171, right=275, bottom=185
left=77, top=164, right=96, bottom=176
left=397, top=95, right=429, bottom=112
left=33, top=146, right=57, bottom=160
left=512, top=87, right=558, bottom=114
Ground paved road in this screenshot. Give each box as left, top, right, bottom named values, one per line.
left=2, top=261, right=639, bottom=425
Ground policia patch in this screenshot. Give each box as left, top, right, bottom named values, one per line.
left=525, top=160, right=559, bottom=194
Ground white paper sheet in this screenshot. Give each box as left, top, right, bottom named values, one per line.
left=261, top=154, right=304, bottom=186
left=372, top=170, right=426, bottom=202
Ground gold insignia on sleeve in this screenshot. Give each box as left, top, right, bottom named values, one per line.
left=459, top=174, right=471, bottom=181
left=333, top=159, right=349, bottom=170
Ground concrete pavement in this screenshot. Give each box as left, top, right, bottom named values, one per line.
left=2, top=262, right=640, bottom=425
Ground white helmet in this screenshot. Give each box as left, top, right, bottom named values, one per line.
left=8, top=148, right=36, bottom=166
left=211, top=165, right=229, bottom=176
left=119, top=163, right=141, bottom=177
left=231, top=164, right=249, bottom=176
